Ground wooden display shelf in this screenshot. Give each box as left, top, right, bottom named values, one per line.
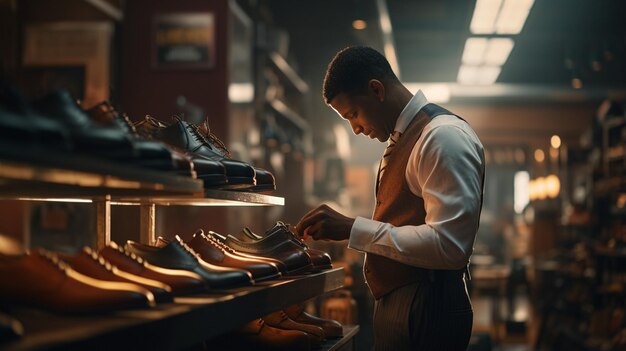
left=0, top=144, right=202, bottom=198
left=112, top=189, right=284, bottom=207
left=267, top=51, right=309, bottom=95
left=2, top=268, right=344, bottom=351
left=266, top=99, right=310, bottom=131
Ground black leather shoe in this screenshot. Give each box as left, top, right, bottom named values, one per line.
left=32, top=90, right=136, bottom=159
left=125, top=236, right=254, bottom=289
left=86, top=102, right=192, bottom=174
left=135, top=116, right=256, bottom=189
left=196, top=120, right=276, bottom=192
left=242, top=222, right=332, bottom=271
left=0, top=85, right=71, bottom=151
left=212, top=230, right=314, bottom=276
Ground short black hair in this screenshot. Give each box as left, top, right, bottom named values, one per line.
left=323, top=46, right=398, bottom=104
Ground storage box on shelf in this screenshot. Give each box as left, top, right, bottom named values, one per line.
left=0, top=153, right=351, bottom=350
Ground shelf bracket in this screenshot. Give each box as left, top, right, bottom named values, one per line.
left=95, top=195, right=111, bottom=250
left=139, top=203, right=156, bottom=245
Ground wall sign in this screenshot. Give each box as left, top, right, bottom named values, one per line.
left=153, top=13, right=215, bottom=69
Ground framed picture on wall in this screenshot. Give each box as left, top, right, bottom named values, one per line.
left=22, top=22, right=113, bottom=107
left=153, top=13, right=216, bottom=69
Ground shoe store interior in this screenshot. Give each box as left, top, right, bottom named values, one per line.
left=1, top=0, right=625, bottom=350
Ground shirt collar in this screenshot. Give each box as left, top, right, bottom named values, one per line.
left=393, top=89, right=428, bottom=134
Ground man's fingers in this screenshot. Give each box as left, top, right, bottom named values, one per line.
left=296, top=208, right=326, bottom=235
left=305, top=221, right=324, bottom=241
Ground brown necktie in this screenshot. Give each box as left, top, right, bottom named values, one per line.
left=377, top=131, right=402, bottom=188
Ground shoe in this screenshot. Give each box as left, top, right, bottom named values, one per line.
left=204, top=231, right=289, bottom=275
left=125, top=236, right=253, bottom=289
left=214, top=318, right=310, bottom=351
left=196, top=119, right=276, bottom=192
left=99, top=241, right=207, bottom=295
left=243, top=222, right=333, bottom=271
left=0, top=84, right=71, bottom=151
left=0, top=311, right=23, bottom=342
left=211, top=229, right=314, bottom=275
left=187, top=229, right=281, bottom=282
left=57, top=247, right=173, bottom=303
left=32, top=90, right=136, bottom=160
left=0, top=249, right=155, bottom=313
left=85, top=102, right=195, bottom=176
left=284, top=303, right=343, bottom=338
left=135, top=116, right=256, bottom=189
left=263, top=310, right=325, bottom=345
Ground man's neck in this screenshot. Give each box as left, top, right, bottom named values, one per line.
left=385, top=84, right=414, bottom=132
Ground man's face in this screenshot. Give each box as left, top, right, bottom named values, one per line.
left=329, top=91, right=391, bottom=142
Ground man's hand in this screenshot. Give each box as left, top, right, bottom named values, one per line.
left=295, top=204, right=355, bottom=241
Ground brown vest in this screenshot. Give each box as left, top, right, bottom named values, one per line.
left=364, top=104, right=471, bottom=299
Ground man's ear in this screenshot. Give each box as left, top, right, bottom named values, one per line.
left=368, top=79, right=385, bottom=102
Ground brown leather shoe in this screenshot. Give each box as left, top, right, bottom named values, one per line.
left=263, top=310, right=325, bottom=346
left=57, top=247, right=173, bottom=303
left=212, top=229, right=314, bottom=275
left=186, top=230, right=281, bottom=282
left=0, top=249, right=155, bottom=313
left=284, top=303, right=343, bottom=337
left=205, top=231, right=289, bottom=274
left=99, top=241, right=207, bottom=295
left=214, top=318, right=310, bottom=351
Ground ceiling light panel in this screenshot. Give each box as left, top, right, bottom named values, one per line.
left=496, top=0, right=535, bottom=34
left=484, top=38, right=514, bottom=65
left=470, top=0, right=503, bottom=34
left=477, top=66, right=502, bottom=85
left=462, top=38, right=489, bottom=65
left=457, top=65, right=480, bottom=84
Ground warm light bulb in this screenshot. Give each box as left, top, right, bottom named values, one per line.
left=545, top=174, right=560, bottom=198
left=534, top=149, right=545, bottom=163
left=528, top=179, right=537, bottom=201
left=352, top=20, right=367, bottom=30
left=550, top=135, right=561, bottom=149
left=572, top=78, right=583, bottom=89
left=536, top=177, right=547, bottom=200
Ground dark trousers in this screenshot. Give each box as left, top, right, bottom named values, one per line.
left=373, top=273, right=473, bottom=351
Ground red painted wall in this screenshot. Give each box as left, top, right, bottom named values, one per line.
left=120, top=0, right=229, bottom=140
left=120, top=0, right=231, bottom=237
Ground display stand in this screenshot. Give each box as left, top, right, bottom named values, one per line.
left=0, top=154, right=356, bottom=350
left=3, top=268, right=344, bottom=351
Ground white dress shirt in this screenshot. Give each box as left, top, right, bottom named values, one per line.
left=348, top=90, right=484, bottom=270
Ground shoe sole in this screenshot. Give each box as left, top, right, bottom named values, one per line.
left=285, top=263, right=315, bottom=276
left=197, top=174, right=229, bottom=186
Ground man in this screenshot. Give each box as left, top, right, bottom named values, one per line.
left=296, top=46, right=485, bottom=351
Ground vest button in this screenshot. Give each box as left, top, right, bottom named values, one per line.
left=364, top=268, right=370, bottom=273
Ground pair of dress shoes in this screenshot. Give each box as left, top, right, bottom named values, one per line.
left=124, top=235, right=255, bottom=290
left=134, top=116, right=275, bottom=192
left=207, top=221, right=332, bottom=276
left=211, top=304, right=342, bottom=351
left=240, top=221, right=333, bottom=271
left=0, top=248, right=156, bottom=313
left=85, top=102, right=228, bottom=186
left=207, top=230, right=313, bottom=276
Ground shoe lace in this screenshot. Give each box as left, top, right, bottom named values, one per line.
left=187, top=121, right=231, bottom=158
left=175, top=238, right=200, bottom=261
left=38, top=249, right=69, bottom=272
left=207, top=234, right=236, bottom=253
left=85, top=247, right=114, bottom=272
left=276, top=222, right=308, bottom=248
left=110, top=243, right=145, bottom=265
